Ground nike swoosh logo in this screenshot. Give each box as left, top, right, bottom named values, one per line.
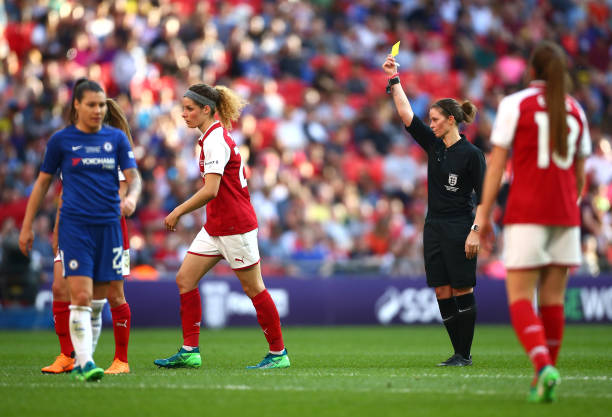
left=72, top=145, right=83, bottom=151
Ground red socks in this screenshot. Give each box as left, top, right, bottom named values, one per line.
left=52, top=301, right=73, bottom=357
left=251, top=289, right=284, bottom=352
left=539, top=305, right=564, bottom=365
left=111, top=303, right=131, bottom=362
left=180, top=288, right=202, bottom=347
left=509, top=299, right=552, bottom=373
left=179, top=288, right=283, bottom=352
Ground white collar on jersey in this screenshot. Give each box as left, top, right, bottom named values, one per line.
left=198, top=121, right=222, bottom=146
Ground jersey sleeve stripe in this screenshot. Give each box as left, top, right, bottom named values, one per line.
left=490, top=88, right=538, bottom=148
left=573, top=98, right=592, bottom=158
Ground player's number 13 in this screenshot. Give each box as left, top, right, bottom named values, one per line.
left=534, top=111, right=580, bottom=170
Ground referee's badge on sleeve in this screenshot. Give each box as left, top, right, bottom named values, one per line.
left=448, top=173, right=458, bottom=186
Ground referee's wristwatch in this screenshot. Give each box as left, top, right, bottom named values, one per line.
left=386, top=76, right=400, bottom=94
left=470, top=224, right=480, bottom=232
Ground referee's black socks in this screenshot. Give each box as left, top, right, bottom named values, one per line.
left=437, top=297, right=460, bottom=355
left=454, top=293, right=477, bottom=358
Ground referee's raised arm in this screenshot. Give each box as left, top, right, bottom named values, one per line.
left=382, top=54, right=414, bottom=126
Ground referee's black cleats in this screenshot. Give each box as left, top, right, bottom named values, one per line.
left=437, top=354, right=472, bottom=367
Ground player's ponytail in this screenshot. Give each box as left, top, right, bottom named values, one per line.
left=185, top=83, right=247, bottom=130
left=433, top=98, right=477, bottom=125
left=529, top=41, right=568, bottom=158
left=69, top=78, right=104, bottom=124
left=105, top=98, right=135, bottom=149
left=214, top=85, right=247, bottom=130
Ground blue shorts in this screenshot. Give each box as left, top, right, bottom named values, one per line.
left=58, top=218, right=123, bottom=282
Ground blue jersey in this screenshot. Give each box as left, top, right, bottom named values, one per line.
left=41, top=125, right=137, bottom=224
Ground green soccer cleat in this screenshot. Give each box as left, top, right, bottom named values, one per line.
left=154, top=347, right=202, bottom=368
left=527, top=365, right=560, bottom=403
left=246, top=349, right=290, bottom=369
left=70, top=365, right=83, bottom=381
left=71, top=361, right=104, bottom=382
left=82, top=361, right=104, bottom=382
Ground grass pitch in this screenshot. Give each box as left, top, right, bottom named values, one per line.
left=1, top=325, right=611, bottom=417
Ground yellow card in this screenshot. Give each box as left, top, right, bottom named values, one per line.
left=391, top=41, right=400, bottom=57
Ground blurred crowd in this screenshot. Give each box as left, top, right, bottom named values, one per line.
left=1, top=0, right=611, bottom=282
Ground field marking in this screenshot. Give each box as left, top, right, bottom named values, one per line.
left=0, top=380, right=610, bottom=400
left=1, top=371, right=610, bottom=381
left=267, top=371, right=612, bottom=382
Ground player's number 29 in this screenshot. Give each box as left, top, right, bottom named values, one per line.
left=112, top=246, right=123, bottom=274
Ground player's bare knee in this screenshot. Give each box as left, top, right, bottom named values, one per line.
left=51, top=280, right=70, bottom=301
left=71, top=291, right=91, bottom=307
left=240, top=282, right=265, bottom=298
left=435, top=285, right=452, bottom=299
left=539, top=291, right=565, bottom=306
left=452, top=287, right=474, bottom=297
left=106, top=283, right=125, bottom=307
left=107, top=294, right=126, bottom=308
left=175, top=273, right=196, bottom=293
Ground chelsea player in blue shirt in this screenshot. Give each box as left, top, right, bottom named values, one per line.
left=19, top=79, right=142, bottom=382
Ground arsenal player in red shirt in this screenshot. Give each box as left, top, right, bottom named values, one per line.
left=154, top=84, right=289, bottom=370
left=476, top=41, right=591, bottom=403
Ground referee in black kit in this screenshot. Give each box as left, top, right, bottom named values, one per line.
left=383, top=54, right=486, bottom=366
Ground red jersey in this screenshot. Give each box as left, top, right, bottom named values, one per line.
left=198, top=121, right=258, bottom=236
left=490, top=81, right=591, bottom=226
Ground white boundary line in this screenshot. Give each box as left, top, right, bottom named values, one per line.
left=0, top=381, right=611, bottom=399
left=254, top=371, right=612, bottom=381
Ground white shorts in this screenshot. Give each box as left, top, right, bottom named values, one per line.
left=187, top=228, right=260, bottom=270
left=503, top=224, right=581, bottom=269
left=122, top=248, right=130, bottom=277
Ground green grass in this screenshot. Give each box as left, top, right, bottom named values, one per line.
left=1, top=325, right=611, bottom=417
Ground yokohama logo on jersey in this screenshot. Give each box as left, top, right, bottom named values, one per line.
left=72, top=157, right=116, bottom=170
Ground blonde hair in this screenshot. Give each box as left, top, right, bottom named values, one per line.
left=186, top=84, right=247, bottom=130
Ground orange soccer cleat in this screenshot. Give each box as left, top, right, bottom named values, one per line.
left=41, top=353, right=75, bottom=374
left=104, top=358, right=130, bottom=374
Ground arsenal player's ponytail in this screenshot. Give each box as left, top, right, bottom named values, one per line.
left=186, top=84, right=247, bottom=130
left=105, top=98, right=135, bottom=149
left=529, top=41, right=569, bottom=158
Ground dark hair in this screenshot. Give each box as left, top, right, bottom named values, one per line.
left=529, top=41, right=569, bottom=158
left=105, top=98, right=134, bottom=149
left=187, top=83, right=246, bottom=130
left=432, top=98, right=477, bottom=125
left=69, top=78, right=104, bottom=124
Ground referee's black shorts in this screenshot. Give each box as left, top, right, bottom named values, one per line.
left=423, top=216, right=477, bottom=289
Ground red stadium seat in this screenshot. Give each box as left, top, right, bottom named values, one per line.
left=233, top=77, right=263, bottom=96
left=346, top=94, right=369, bottom=111
left=276, top=78, right=306, bottom=107
left=365, top=70, right=389, bottom=99
left=255, top=118, right=278, bottom=149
